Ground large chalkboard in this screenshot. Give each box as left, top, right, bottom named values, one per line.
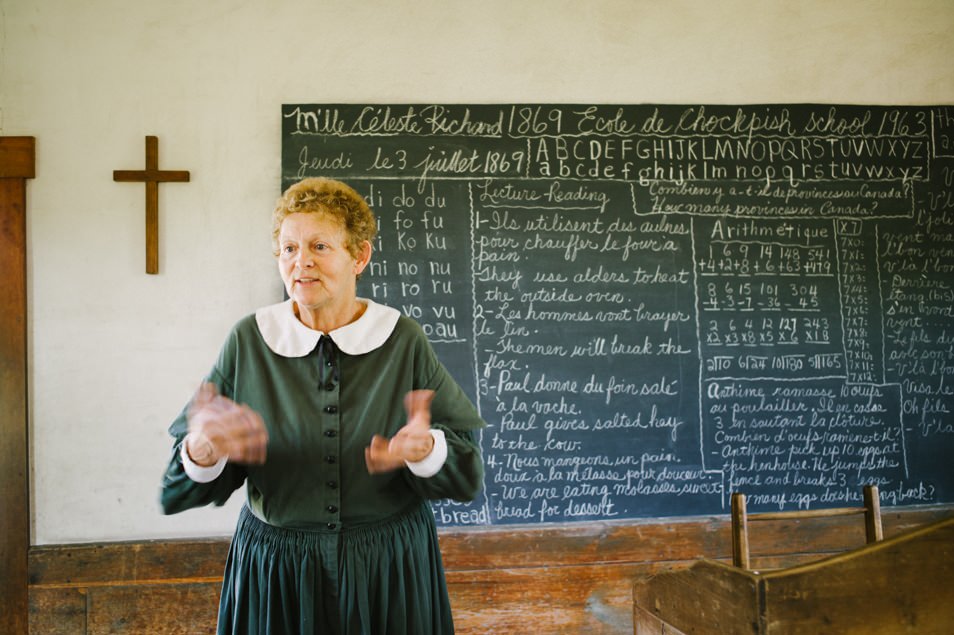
left=282, top=103, right=954, bottom=527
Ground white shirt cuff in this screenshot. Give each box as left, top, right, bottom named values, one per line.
left=180, top=435, right=228, bottom=483
left=405, top=429, right=447, bottom=478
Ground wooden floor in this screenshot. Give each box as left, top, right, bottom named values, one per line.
left=28, top=506, right=953, bottom=634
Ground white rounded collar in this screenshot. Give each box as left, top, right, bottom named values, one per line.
left=254, top=298, right=401, bottom=358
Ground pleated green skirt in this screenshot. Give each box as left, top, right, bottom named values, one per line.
left=217, top=504, right=455, bottom=635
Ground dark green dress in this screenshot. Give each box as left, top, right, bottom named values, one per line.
left=161, top=299, right=485, bottom=634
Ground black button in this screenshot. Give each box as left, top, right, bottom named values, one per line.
left=324, top=405, right=338, bottom=414
left=324, top=429, right=337, bottom=438
left=326, top=505, right=338, bottom=513
left=326, top=480, right=338, bottom=489
left=326, top=523, right=336, bottom=530
left=325, top=382, right=336, bottom=391
left=325, top=455, right=336, bottom=464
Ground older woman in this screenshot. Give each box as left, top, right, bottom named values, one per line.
left=161, top=177, right=485, bottom=634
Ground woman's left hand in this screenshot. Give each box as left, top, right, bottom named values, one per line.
left=365, top=390, right=436, bottom=473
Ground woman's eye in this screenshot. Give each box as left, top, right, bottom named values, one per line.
left=282, top=245, right=295, bottom=254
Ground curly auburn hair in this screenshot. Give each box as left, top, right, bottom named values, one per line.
left=271, top=177, right=377, bottom=260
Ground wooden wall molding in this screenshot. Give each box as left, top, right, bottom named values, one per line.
left=28, top=505, right=953, bottom=634
left=1, top=136, right=35, bottom=635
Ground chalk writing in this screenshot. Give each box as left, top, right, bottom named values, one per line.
left=283, top=103, right=954, bottom=525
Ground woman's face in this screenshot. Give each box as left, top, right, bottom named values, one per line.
left=277, top=212, right=369, bottom=324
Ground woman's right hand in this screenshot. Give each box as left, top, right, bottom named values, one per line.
left=185, top=383, right=268, bottom=466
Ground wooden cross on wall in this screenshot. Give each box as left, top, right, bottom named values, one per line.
left=113, top=136, right=190, bottom=274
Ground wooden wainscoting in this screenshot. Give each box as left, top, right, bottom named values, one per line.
left=28, top=506, right=953, bottom=635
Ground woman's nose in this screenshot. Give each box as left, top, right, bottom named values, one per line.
left=297, top=250, right=314, bottom=268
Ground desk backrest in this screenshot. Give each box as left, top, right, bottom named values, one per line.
left=731, top=484, right=883, bottom=570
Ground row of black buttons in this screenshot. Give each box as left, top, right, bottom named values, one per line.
left=323, top=347, right=338, bottom=530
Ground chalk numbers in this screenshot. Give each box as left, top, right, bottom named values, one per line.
left=705, top=315, right=832, bottom=349
left=483, top=150, right=527, bottom=175
left=700, top=243, right=833, bottom=277
left=701, top=280, right=819, bottom=312
left=876, top=109, right=929, bottom=137
left=508, top=106, right=563, bottom=136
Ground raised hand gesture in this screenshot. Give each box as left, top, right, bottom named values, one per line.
left=185, top=383, right=268, bottom=466
left=365, top=389, right=436, bottom=474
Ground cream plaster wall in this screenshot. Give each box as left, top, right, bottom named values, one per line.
left=2, top=0, right=952, bottom=544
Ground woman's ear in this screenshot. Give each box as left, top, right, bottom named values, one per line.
left=354, top=240, right=372, bottom=276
